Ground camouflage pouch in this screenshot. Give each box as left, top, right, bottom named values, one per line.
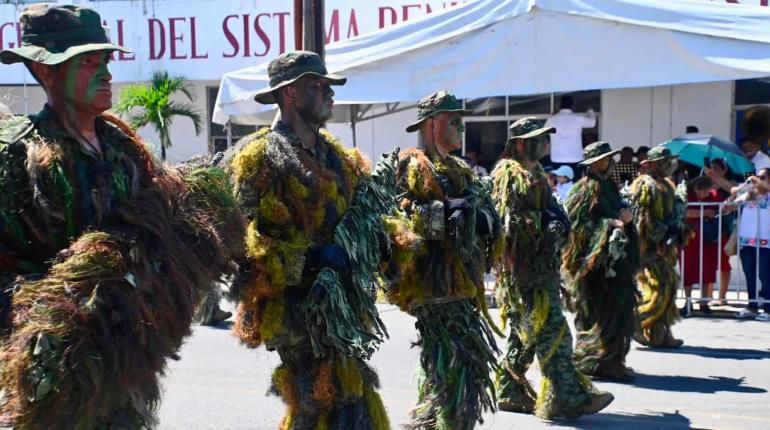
left=424, top=200, right=445, bottom=241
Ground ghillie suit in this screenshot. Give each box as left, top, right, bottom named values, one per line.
left=227, top=123, right=391, bottom=430
left=630, top=174, right=692, bottom=348
left=0, top=108, right=245, bottom=429
left=491, top=158, right=611, bottom=420
left=562, top=172, right=640, bottom=380
left=382, top=148, right=501, bottom=430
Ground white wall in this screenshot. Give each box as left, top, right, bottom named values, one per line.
left=1, top=79, right=737, bottom=165
left=601, top=81, right=734, bottom=150
left=326, top=105, right=418, bottom=163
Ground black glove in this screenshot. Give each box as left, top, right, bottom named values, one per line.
left=542, top=200, right=571, bottom=235
left=446, top=198, right=472, bottom=240
left=305, top=243, right=351, bottom=275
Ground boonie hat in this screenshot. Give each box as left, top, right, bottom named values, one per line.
left=0, top=5, right=131, bottom=66
left=405, top=90, right=471, bottom=133
left=508, top=117, right=555, bottom=141
left=253, top=51, right=346, bottom=104
left=579, top=141, right=620, bottom=166
left=643, top=146, right=678, bottom=164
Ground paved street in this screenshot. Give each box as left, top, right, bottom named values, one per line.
left=156, top=303, right=770, bottom=430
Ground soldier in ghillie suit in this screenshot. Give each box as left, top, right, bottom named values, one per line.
left=381, top=91, right=501, bottom=430
left=562, top=142, right=640, bottom=381
left=0, top=5, right=245, bottom=429
left=490, top=117, right=613, bottom=420
left=224, top=51, right=393, bottom=430
left=630, top=146, right=692, bottom=348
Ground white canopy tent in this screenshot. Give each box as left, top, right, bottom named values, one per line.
left=213, top=0, right=770, bottom=127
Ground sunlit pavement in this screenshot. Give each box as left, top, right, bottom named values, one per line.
left=156, top=302, right=770, bottom=430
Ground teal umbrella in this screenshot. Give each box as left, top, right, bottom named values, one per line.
left=661, top=134, right=755, bottom=175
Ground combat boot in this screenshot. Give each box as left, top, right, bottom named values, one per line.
left=201, top=307, right=232, bottom=326
left=576, top=391, right=614, bottom=417
left=660, top=334, right=684, bottom=348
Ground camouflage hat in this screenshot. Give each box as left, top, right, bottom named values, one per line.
left=642, top=146, right=678, bottom=164
left=253, top=50, right=346, bottom=104
left=579, top=141, right=620, bottom=166
left=0, top=5, right=131, bottom=66
left=508, top=117, right=555, bottom=141
left=405, top=90, right=471, bottom=133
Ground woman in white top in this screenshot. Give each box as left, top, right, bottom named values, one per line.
left=734, top=168, right=770, bottom=321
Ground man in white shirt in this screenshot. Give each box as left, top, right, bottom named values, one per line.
left=545, top=95, right=596, bottom=180
left=740, top=136, right=770, bottom=172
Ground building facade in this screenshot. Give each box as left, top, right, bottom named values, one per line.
left=0, top=0, right=767, bottom=164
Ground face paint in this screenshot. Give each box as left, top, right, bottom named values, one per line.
left=524, top=135, right=549, bottom=161
left=59, top=51, right=113, bottom=117
left=432, top=113, right=463, bottom=156
left=295, top=76, right=334, bottom=125
left=657, top=159, right=677, bottom=177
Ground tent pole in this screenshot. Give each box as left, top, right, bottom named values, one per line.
left=303, top=0, right=314, bottom=54
left=226, top=120, right=233, bottom=148
left=294, top=0, right=303, bottom=49
left=351, top=104, right=358, bottom=148
left=312, top=0, right=325, bottom=58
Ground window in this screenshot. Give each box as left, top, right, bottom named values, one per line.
left=463, top=91, right=601, bottom=168
left=508, top=94, right=551, bottom=115
left=465, top=121, right=508, bottom=171
left=736, top=78, right=770, bottom=107
left=206, top=86, right=256, bottom=154
left=555, top=90, right=601, bottom=113
left=466, top=97, right=506, bottom=117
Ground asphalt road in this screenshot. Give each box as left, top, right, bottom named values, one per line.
left=155, top=303, right=770, bottom=430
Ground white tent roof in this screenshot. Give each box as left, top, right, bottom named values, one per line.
left=213, top=0, right=770, bottom=125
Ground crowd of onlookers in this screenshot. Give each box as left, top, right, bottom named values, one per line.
left=460, top=96, right=770, bottom=321
left=546, top=125, right=770, bottom=321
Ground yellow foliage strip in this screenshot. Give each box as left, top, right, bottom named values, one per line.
left=231, top=129, right=270, bottom=185
left=335, top=356, right=364, bottom=399
left=364, top=384, right=391, bottom=430
left=400, top=148, right=444, bottom=201
left=272, top=363, right=300, bottom=412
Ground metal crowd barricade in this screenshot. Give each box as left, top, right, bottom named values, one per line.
left=678, top=200, right=766, bottom=307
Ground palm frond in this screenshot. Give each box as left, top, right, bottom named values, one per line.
left=165, top=102, right=202, bottom=135
left=113, top=71, right=201, bottom=160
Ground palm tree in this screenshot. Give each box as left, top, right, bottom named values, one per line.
left=114, top=71, right=202, bottom=161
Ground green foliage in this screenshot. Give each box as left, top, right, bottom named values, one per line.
left=114, top=71, right=202, bottom=160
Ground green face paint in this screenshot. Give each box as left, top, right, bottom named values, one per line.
left=61, top=51, right=112, bottom=118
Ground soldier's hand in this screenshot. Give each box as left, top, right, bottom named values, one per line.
left=619, top=208, right=633, bottom=224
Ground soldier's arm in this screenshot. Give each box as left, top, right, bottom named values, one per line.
left=380, top=154, right=430, bottom=302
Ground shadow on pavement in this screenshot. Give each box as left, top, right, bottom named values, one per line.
left=632, top=374, right=766, bottom=394
left=198, top=321, right=234, bottom=330
left=639, top=345, right=770, bottom=360
left=547, top=410, right=704, bottom=429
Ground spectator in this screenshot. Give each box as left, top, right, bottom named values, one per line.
left=551, top=165, right=574, bottom=203
left=636, top=146, right=650, bottom=174
left=704, top=158, right=737, bottom=305
left=686, top=125, right=700, bottom=134
left=465, top=148, right=489, bottom=177
left=740, top=136, right=770, bottom=172
left=613, top=146, right=640, bottom=186
left=545, top=95, right=596, bottom=180
left=680, top=176, right=731, bottom=316
left=733, top=168, right=770, bottom=321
